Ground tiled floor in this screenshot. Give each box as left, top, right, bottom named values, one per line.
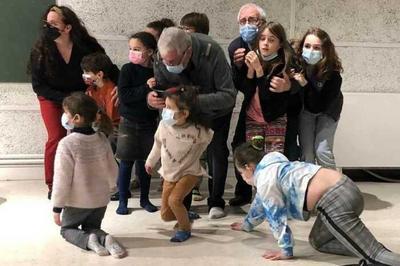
left=0, top=166, right=399, bottom=266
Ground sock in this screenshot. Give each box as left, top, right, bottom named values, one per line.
left=140, top=201, right=158, bottom=213
left=170, top=230, right=191, bottom=242
left=116, top=200, right=129, bottom=215
left=87, top=233, right=109, bottom=256
left=105, top=235, right=126, bottom=258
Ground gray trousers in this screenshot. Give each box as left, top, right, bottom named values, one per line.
left=299, top=110, right=338, bottom=169
left=310, top=176, right=400, bottom=265
left=60, top=206, right=108, bottom=250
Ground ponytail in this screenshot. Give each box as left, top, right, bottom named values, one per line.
left=94, top=110, right=113, bottom=136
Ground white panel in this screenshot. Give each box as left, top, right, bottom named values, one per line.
left=335, top=93, right=400, bottom=167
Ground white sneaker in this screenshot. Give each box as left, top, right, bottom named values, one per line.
left=208, top=207, right=226, bottom=219
left=105, top=235, right=126, bottom=259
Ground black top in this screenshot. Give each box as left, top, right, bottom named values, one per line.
left=30, top=42, right=119, bottom=104
left=239, top=59, right=290, bottom=123
left=228, top=36, right=252, bottom=90
left=303, top=70, right=343, bottom=121
left=118, top=63, right=159, bottom=123
left=71, top=127, right=95, bottom=135
left=31, top=43, right=99, bottom=103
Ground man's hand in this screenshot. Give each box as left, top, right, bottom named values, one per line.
left=262, top=250, right=293, bottom=261
left=147, top=91, right=165, bottom=109
left=230, top=222, right=243, bottom=231
left=147, top=77, right=157, bottom=89
left=269, top=72, right=291, bottom=93
left=53, top=212, right=62, bottom=226
left=111, top=86, right=119, bottom=107
left=233, top=48, right=246, bottom=68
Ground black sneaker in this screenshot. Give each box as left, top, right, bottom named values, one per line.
left=47, top=190, right=52, bottom=200
left=110, top=191, right=132, bottom=201
left=228, top=196, right=251, bottom=207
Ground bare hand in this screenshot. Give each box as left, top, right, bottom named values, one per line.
left=230, top=222, right=243, bottom=231
left=53, top=212, right=61, bottom=226
left=245, top=51, right=262, bottom=74
left=147, top=77, right=157, bottom=89
left=262, top=250, right=293, bottom=261
left=233, top=48, right=246, bottom=68
left=291, top=69, right=307, bottom=87
left=111, top=86, right=119, bottom=107
left=145, top=164, right=152, bottom=175
left=147, top=91, right=165, bottom=109
left=269, top=72, right=291, bottom=93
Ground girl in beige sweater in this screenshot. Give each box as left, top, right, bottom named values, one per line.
left=145, top=86, right=213, bottom=242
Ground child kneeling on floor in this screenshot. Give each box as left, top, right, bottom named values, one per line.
left=52, top=92, right=126, bottom=258
left=231, top=136, right=400, bottom=266
left=145, top=86, right=213, bottom=242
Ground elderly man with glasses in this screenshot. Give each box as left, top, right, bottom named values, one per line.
left=147, top=27, right=237, bottom=219
left=228, top=3, right=293, bottom=207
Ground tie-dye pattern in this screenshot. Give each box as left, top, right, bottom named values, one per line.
left=241, top=152, right=321, bottom=257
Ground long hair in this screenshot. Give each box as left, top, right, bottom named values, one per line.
left=253, top=22, right=294, bottom=76
left=164, top=85, right=210, bottom=129
left=297, top=27, right=343, bottom=80
left=63, top=92, right=113, bottom=135
left=28, top=5, right=104, bottom=77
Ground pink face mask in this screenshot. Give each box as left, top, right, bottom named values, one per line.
left=129, top=50, right=145, bottom=64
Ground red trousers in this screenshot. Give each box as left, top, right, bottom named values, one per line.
left=38, top=97, right=66, bottom=190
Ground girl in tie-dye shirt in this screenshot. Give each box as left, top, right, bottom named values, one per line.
left=230, top=137, right=400, bottom=265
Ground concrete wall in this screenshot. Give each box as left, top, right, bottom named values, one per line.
left=1, top=0, right=399, bottom=166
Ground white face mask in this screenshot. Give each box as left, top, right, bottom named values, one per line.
left=161, top=108, right=177, bottom=126
left=261, top=52, right=278, bottom=62
left=302, top=48, right=322, bottom=65
left=61, top=113, right=74, bottom=130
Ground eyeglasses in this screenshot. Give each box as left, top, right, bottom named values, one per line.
left=239, top=16, right=260, bottom=26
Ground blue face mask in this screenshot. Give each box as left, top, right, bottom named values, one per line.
left=165, top=64, right=185, bottom=74
left=161, top=108, right=177, bottom=126
left=240, top=24, right=258, bottom=43
left=302, top=48, right=322, bottom=65
left=61, top=113, right=74, bottom=130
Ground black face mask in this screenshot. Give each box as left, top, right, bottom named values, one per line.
left=42, top=25, right=61, bottom=41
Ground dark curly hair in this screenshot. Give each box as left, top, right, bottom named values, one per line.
left=27, top=5, right=104, bottom=78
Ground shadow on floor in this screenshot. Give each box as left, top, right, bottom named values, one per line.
left=362, top=193, right=392, bottom=211
left=0, top=197, right=6, bottom=206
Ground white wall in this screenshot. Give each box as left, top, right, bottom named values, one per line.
left=1, top=0, right=399, bottom=167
